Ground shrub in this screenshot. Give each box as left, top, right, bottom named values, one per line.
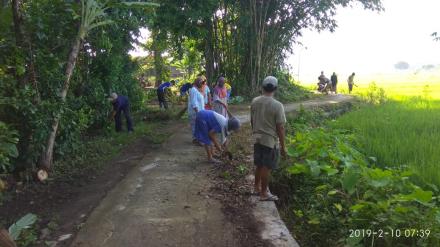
left=275, top=70, right=312, bottom=103
left=0, top=122, right=19, bottom=173
left=360, top=82, right=387, bottom=104
left=274, top=118, right=440, bottom=246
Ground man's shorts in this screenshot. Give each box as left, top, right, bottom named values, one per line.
left=254, top=143, right=279, bottom=170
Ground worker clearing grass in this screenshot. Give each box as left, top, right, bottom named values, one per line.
left=194, top=110, right=241, bottom=164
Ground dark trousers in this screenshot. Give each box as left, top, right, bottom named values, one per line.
left=115, top=106, right=134, bottom=132
left=332, top=82, right=337, bottom=92
left=157, top=90, right=168, bottom=109
left=348, top=84, right=353, bottom=93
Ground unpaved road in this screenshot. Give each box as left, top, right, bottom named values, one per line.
left=70, top=94, right=353, bottom=247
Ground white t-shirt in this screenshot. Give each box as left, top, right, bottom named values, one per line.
left=213, top=111, right=228, bottom=144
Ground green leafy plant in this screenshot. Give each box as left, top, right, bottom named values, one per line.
left=274, top=111, right=440, bottom=246
left=0, top=122, right=19, bottom=173
left=359, top=82, right=387, bottom=104
left=236, top=164, right=248, bottom=175
left=8, top=213, right=37, bottom=241
left=221, top=171, right=232, bottom=181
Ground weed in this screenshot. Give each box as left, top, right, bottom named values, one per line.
left=8, top=213, right=38, bottom=246
left=52, top=120, right=170, bottom=180
left=221, top=171, right=232, bottom=181
left=236, top=164, right=248, bottom=175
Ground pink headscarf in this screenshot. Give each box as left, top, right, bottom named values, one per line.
left=214, top=77, right=227, bottom=99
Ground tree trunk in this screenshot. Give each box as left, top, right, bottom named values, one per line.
left=39, top=36, right=82, bottom=170
left=0, top=229, right=16, bottom=247
left=204, top=18, right=215, bottom=85
left=151, top=29, right=166, bottom=85
left=153, top=49, right=163, bottom=86
left=11, top=0, right=40, bottom=102
left=11, top=0, right=26, bottom=86
left=11, top=0, right=24, bottom=44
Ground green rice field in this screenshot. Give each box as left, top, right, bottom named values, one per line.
left=332, top=80, right=440, bottom=186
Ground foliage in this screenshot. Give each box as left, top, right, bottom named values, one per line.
left=0, top=0, right=153, bottom=174
left=52, top=119, right=169, bottom=180
left=149, top=0, right=383, bottom=95
left=275, top=116, right=440, bottom=246
left=275, top=70, right=312, bottom=103
left=0, top=122, right=19, bottom=173
left=358, top=82, right=387, bottom=104
left=8, top=213, right=37, bottom=241
left=15, top=227, right=38, bottom=247
left=170, top=39, right=204, bottom=81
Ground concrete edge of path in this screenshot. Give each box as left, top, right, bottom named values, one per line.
left=242, top=95, right=355, bottom=247
left=247, top=174, right=300, bottom=247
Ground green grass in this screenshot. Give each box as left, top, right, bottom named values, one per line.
left=301, top=69, right=440, bottom=99
left=332, top=97, right=440, bottom=186
left=53, top=118, right=172, bottom=181
left=344, top=82, right=440, bottom=99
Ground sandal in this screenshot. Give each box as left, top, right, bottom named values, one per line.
left=250, top=191, right=260, bottom=196
left=209, top=158, right=222, bottom=165
left=260, top=194, right=279, bottom=201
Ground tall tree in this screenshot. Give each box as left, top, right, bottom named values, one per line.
left=150, top=0, right=382, bottom=94
left=38, top=0, right=112, bottom=170
left=38, top=0, right=158, bottom=171
left=11, top=0, right=39, bottom=100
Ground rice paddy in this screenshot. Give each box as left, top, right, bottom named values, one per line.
left=331, top=76, right=440, bottom=186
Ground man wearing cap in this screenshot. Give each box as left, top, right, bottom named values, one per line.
left=194, top=110, right=240, bottom=164
left=251, top=76, right=286, bottom=201
left=109, top=93, right=134, bottom=133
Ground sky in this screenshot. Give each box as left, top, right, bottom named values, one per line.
left=130, top=0, right=440, bottom=84
left=286, top=0, right=440, bottom=83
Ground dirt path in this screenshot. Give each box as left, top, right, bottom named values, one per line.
left=70, top=94, right=353, bottom=247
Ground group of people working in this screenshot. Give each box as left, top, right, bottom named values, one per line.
left=186, top=75, right=286, bottom=201
left=186, top=76, right=239, bottom=164
left=107, top=75, right=286, bottom=201
left=156, top=78, right=232, bottom=110
left=318, top=71, right=356, bottom=94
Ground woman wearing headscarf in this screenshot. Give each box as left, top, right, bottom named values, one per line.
left=188, top=77, right=205, bottom=144
left=212, top=77, right=228, bottom=118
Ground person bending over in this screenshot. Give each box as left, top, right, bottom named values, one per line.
left=157, top=80, right=175, bottom=109
left=194, top=110, right=240, bottom=164
left=109, top=93, right=134, bottom=133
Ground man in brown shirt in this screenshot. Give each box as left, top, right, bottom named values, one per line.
left=251, top=76, right=286, bottom=201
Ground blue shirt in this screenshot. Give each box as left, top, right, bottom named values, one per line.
left=204, top=86, right=210, bottom=104
left=158, top=82, right=171, bottom=93
left=113, top=95, right=129, bottom=111
left=194, top=110, right=228, bottom=145
left=188, top=87, right=204, bottom=117
left=180, top=83, right=192, bottom=96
